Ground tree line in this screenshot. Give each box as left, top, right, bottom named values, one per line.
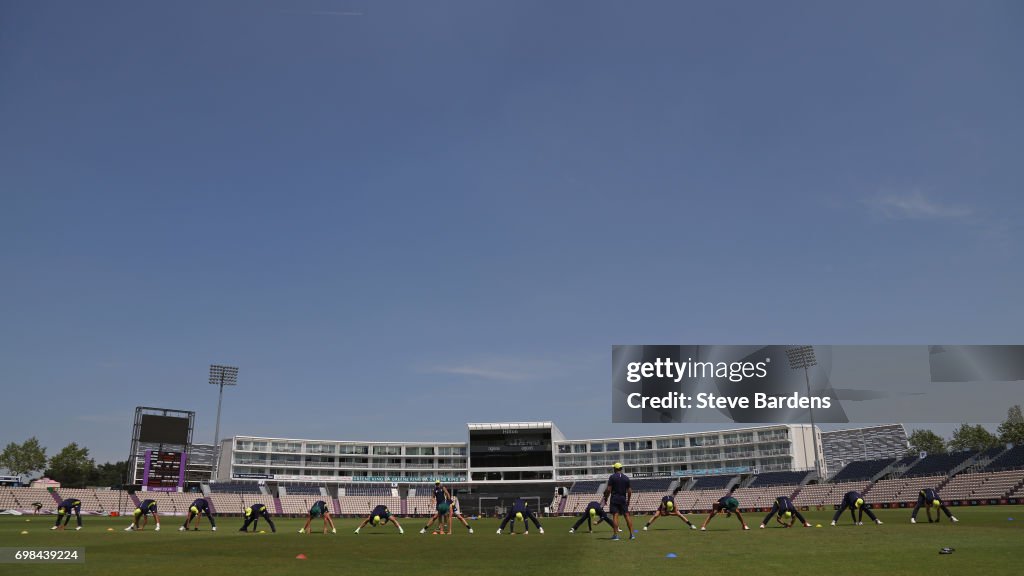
left=906, top=405, right=1024, bottom=455
left=0, top=439, right=127, bottom=488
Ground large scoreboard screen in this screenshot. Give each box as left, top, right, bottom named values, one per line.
left=143, top=450, right=187, bottom=492
left=469, top=427, right=553, bottom=468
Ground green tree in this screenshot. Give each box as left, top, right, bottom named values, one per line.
left=45, top=443, right=95, bottom=488
left=997, top=405, right=1024, bottom=446
left=948, top=423, right=1000, bottom=452
left=87, top=461, right=128, bottom=488
left=907, top=429, right=946, bottom=455
left=0, top=437, right=48, bottom=478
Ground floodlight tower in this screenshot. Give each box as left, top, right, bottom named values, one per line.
left=209, top=364, right=239, bottom=479
left=786, top=346, right=822, bottom=480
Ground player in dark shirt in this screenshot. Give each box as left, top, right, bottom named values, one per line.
left=125, top=498, right=160, bottom=531
left=239, top=503, right=276, bottom=533
left=910, top=488, right=958, bottom=524
left=355, top=504, right=404, bottom=534
left=760, top=496, right=811, bottom=528
left=831, top=491, right=882, bottom=526
left=299, top=500, right=336, bottom=534
left=497, top=498, right=544, bottom=535
left=52, top=499, right=83, bottom=531
left=603, top=462, right=633, bottom=540
left=644, top=495, right=696, bottom=531
left=419, top=480, right=453, bottom=534
left=700, top=487, right=749, bottom=530
left=180, top=498, right=216, bottom=531
left=570, top=501, right=615, bottom=534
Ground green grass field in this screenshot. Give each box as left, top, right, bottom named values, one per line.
left=1, top=507, right=1021, bottom=575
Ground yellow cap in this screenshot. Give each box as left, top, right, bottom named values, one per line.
left=515, top=512, right=524, bottom=520
left=613, top=462, right=623, bottom=469
left=589, top=508, right=597, bottom=517
left=932, top=500, right=940, bottom=507
left=373, top=515, right=381, bottom=525
left=855, top=498, right=864, bottom=508
left=784, top=511, right=792, bottom=518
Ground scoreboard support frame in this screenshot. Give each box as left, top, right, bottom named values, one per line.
left=124, top=407, right=195, bottom=504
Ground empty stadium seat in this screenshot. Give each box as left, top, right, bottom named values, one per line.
left=830, top=458, right=896, bottom=482
left=984, top=446, right=1024, bottom=472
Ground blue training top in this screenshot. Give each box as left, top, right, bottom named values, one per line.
left=607, top=472, right=630, bottom=499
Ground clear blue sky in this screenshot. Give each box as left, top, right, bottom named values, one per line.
left=2, top=1, right=1021, bottom=464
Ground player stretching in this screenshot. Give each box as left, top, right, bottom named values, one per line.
left=239, top=503, right=276, bottom=533
left=701, top=487, right=749, bottom=531
left=910, top=488, right=958, bottom=524
left=570, top=501, right=616, bottom=534
left=299, top=500, right=336, bottom=534
left=603, top=462, right=634, bottom=540
left=180, top=497, right=217, bottom=531
left=51, top=499, right=83, bottom=531
left=643, top=495, right=696, bottom=531
left=497, top=498, right=544, bottom=535
left=760, top=495, right=811, bottom=528
left=831, top=491, right=882, bottom=526
left=449, top=495, right=473, bottom=533
left=355, top=504, right=404, bottom=534
left=125, top=499, right=160, bottom=531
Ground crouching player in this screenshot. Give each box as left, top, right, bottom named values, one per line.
left=830, top=491, right=882, bottom=526
left=570, top=501, right=615, bottom=534
left=51, top=499, right=83, bottom=531
left=355, top=504, right=404, bottom=534
left=760, top=495, right=811, bottom=528
left=701, top=488, right=749, bottom=531
left=644, top=495, right=696, bottom=531
left=299, top=500, right=336, bottom=534
left=911, top=488, right=958, bottom=524
left=497, top=498, right=544, bottom=535
left=180, top=497, right=217, bottom=531
left=125, top=499, right=160, bottom=531
left=239, top=503, right=276, bottom=533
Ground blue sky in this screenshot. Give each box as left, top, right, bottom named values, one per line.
left=2, top=1, right=1022, bottom=464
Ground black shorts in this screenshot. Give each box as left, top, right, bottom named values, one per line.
left=609, top=499, right=628, bottom=515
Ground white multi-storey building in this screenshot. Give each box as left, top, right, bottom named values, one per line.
left=216, top=422, right=825, bottom=484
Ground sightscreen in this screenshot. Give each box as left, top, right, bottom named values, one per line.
left=469, top=428, right=553, bottom=468
left=138, top=415, right=190, bottom=445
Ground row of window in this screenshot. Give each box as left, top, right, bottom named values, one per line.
left=556, top=447, right=792, bottom=465
left=558, top=459, right=762, bottom=476
left=236, top=433, right=792, bottom=456
left=233, top=467, right=465, bottom=479
left=234, top=441, right=466, bottom=456
left=555, top=431, right=792, bottom=454
left=235, top=459, right=468, bottom=468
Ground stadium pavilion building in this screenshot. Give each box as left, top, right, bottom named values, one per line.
left=216, top=422, right=826, bottom=484
left=820, top=424, right=910, bottom=474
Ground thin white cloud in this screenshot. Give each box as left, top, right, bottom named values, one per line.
left=871, top=190, right=972, bottom=221
left=419, top=353, right=602, bottom=389
left=279, top=10, right=364, bottom=17
left=425, top=365, right=531, bottom=381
